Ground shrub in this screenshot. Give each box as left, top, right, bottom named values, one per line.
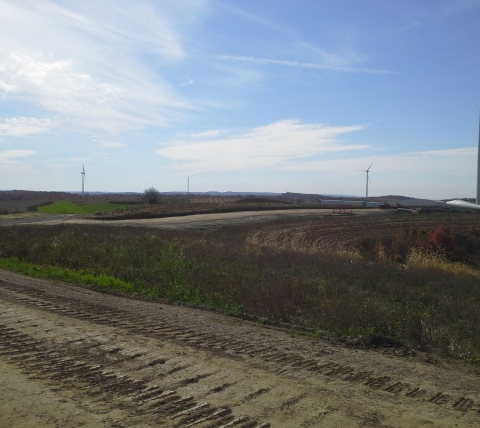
left=144, top=187, right=160, bottom=204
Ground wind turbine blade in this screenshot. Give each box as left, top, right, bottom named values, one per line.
left=366, top=159, right=375, bottom=171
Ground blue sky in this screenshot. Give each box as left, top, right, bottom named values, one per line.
left=1, top=0, right=479, bottom=198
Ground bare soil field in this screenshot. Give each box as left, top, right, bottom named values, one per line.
left=1, top=269, right=480, bottom=428
left=248, top=211, right=480, bottom=254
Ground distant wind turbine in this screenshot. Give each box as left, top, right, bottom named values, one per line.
left=360, top=160, right=374, bottom=200
left=81, top=164, right=85, bottom=195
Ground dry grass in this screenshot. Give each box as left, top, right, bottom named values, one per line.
left=1, top=215, right=480, bottom=361
left=407, top=248, right=480, bottom=279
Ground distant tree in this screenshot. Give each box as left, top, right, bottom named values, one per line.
left=144, top=187, right=160, bottom=204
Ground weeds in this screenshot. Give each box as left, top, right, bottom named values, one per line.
left=0, top=222, right=480, bottom=361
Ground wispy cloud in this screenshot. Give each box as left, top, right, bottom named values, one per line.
left=157, top=119, right=366, bottom=173
left=0, top=117, right=55, bottom=137
left=0, top=0, right=207, bottom=134
left=0, top=149, right=36, bottom=163
left=218, top=3, right=297, bottom=37
left=286, top=147, right=476, bottom=175
left=218, top=55, right=393, bottom=75
left=95, top=139, right=125, bottom=148
left=179, top=79, right=195, bottom=87
left=405, top=147, right=476, bottom=157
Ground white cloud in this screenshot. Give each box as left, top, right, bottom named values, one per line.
left=95, top=139, right=125, bottom=148
left=218, top=55, right=393, bottom=75
left=0, top=0, right=208, bottom=133
left=405, top=147, right=475, bottom=158
left=0, top=117, right=55, bottom=136
left=179, top=79, right=195, bottom=87
left=157, top=119, right=367, bottom=173
left=287, top=147, right=477, bottom=173
left=0, top=149, right=36, bottom=163
left=184, top=129, right=228, bottom=139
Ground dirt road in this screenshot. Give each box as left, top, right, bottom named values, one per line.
left=0, top=209, right=389, bottom=230
left=1, top=269, right=479, bottom=427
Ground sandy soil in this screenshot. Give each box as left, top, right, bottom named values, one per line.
left=1, top=269, right=479, bottom=427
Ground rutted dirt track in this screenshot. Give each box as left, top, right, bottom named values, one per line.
left=1, top=270, right=480, bottom=427
left=0, top=209, right=387, bottom=229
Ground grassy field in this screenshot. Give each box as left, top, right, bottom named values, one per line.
left=1, top=214, right=480, bottom=362
left=38, top=201, right=141, bottom=214
left=0, top=190, right=144, bottom=215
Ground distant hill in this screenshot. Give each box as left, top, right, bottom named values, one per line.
left=4, top=189, right=452, bottom=215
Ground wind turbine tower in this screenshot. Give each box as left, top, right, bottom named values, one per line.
left=477, top=115, right=480, bottom=204
left=81, top=164, right=85, bottom=195
left=363, top=160, right=375, bottom=200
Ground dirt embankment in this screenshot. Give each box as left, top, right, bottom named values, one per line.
left=1, top=269, right=480, bottom=427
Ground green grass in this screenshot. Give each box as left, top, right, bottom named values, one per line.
left=0, top=257, right=134, bottom=293
left=38, top=201, right=140, bottom=214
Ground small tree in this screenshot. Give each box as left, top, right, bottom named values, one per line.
left=144, top=187, right=160, bottom=204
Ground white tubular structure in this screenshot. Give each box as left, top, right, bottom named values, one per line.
left=446, top=199, right=480, bottom=210
left=477, top=113, right=480, bottom=204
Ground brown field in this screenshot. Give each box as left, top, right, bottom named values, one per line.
left=2, top=209, right=480, bottom=427
left=248, top=211, right=480, bottom=255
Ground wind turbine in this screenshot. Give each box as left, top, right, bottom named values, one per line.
left=81, top=164, right=85, bottom=195
left=361, top=160, right=374, bottom=200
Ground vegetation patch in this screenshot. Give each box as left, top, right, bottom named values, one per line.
left=0, top=258, right=133, bottom=293
left=1, top=218, right=480, bottom=361
left=38, top=201, right=140, bottom=214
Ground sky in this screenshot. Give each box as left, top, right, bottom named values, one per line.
left=1, top=0, right=480, bottom=199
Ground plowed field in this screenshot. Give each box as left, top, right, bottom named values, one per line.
left=249, top=212, right=480, bottom=254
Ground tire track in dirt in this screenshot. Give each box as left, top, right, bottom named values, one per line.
left=1, top=278, right=479, bottom=425
left=0, top=324, right=266, bottom=427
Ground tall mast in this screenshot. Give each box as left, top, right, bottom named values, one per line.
left=81, top=164, right=85, bottom=195
left=477, top=113, right=480, bottom=204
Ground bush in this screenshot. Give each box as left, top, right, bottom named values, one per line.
left=144, top=187, right=160, bottom=204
